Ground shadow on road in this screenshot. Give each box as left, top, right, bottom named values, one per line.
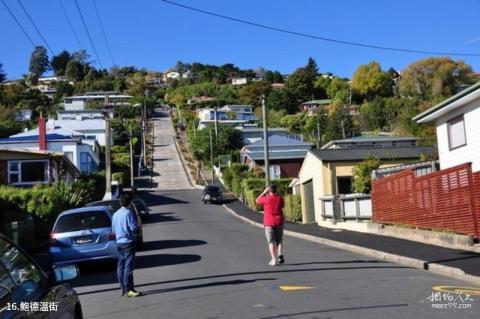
left=73, top=253, right=201, bottom=288
left=143, top=212, right=182, bottom=224
left=288, top=259, right=387, bottom=266
left=76, top=264, right=408, bottom=296
left=258, top=303, right=409, bottom=319
left=142, top=278, right=276, bottom=296
left=141, top=239, right=207, bottom=252
left=142, top=192, right=189, bottom=206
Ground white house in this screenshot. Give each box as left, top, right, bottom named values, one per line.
left=232, top=77, right=248, bottom=86
left=1, top=118, right=100, bottom=174
left=196, top=105, right=258, bottom=130
left=414, top=82, right=480, bottom=172
left=63, top=93, right=132, bottom=111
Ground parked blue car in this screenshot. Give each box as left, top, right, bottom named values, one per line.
left=49, top=206, right=117, bottom=267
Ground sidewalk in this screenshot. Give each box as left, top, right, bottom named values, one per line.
left=222, top=196, right=480, bottom=285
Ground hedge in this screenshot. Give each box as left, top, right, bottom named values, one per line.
left=0, top=181, right=95, bottom=239
left=245, top=189, right=263, bottom=211
left=242, top=177, right=293, bottom=196
left=112, top=171, right=128, bottom=186
left=284, top=194, right=302, bottom=222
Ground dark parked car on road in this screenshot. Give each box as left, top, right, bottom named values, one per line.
left=0, top=233, right=83, bottom=318
left=201, top=185, right=223, bottom=204
left=132, top=198, right=150, bottom=220
left=85, top=200, right=144, bottom=249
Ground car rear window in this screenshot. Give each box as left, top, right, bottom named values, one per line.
left=54, top=211, right=111, bottom=233
left=133, top=200, right=146, bottom=211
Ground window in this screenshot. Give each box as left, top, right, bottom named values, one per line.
left=54, top=211, right=111, bottom=233
left=448, top=116, right=467, bottom=150
left=269, top=165, right=281, bottom=180
left=80, top=152, right=97, bottom=173
left=0, top=238, right=46, bottom=306
left=8, top=161, right=48, bottom=185
left=337, top=177, right=353, bottom=194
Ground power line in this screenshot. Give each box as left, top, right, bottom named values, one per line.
left=161, top=0, right=480, bottom=57
left=16, top=0, right=55, bottom=55
left=1, top=0, right=35, bottom=47
left=92, top=0, right=116, bottom=65
left=58, top=0, right=83, bottom=49
left=73, top=0, right=104, bottom=69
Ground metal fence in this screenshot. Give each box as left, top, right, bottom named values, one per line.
left=371, top=163, right=480, bottom=238
left=320, top=194, right=372, bottom=221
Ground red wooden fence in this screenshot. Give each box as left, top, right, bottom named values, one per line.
left=371, top=163, right=480, bottom=238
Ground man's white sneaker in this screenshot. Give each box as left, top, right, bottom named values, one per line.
left=269, top=259, right=278, bottom=266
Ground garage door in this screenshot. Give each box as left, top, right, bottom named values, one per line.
left=303, top=180, right=315, bottom=223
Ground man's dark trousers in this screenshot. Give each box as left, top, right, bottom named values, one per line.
left=117, top=242, right=135, bottom=294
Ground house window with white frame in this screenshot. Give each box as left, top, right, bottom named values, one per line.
left=447, top=115, right=467, bottom=150
left=8, top=160, right=49, bottom=185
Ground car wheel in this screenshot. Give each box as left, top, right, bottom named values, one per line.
left=74, top=303, right=83, bottom=319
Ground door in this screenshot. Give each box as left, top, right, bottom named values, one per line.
left=302, top=180, right=315, bottom=223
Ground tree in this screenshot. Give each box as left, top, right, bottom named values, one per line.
left=266, top=88, right=296, bottom=113
left=399, top=57, right=474, bottom=100
left=190, top=126, right=242, bottom=164
left=51, top=50, right=71, bottom=76
left=351, top=61, right=393, bottom=100
left=0, top=63, right=5, bottom=83
left=273, top=71, right=284, bottom=83
left=324, top=104, right=354, bottom=142
left=29, top=46, right=49, bottom=77
left=53, top=81, right=74, bottom=103
left=360, top=97, right=387, bottom=131
left=284, top=68, right=314, bottom=107
left=304, top=57, right=319, bottom=80
left=65, top=60, right=84, bottom=81
left=71, top=50, right=89, bottom=65
left=239, top=81, right=271, bottom=106
left=352, top=157, right=380, bottom=193
left=327, top=77, right=350, bottom=102
left=314, top=76, right=332, bottom=99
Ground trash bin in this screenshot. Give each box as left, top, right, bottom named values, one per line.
left=2, top=217, right=35, bottom=251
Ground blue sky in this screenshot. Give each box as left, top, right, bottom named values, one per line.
left=2, top=0, right=480, bottom=80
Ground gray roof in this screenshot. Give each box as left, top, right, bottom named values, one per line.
left=248, top=134, right=311, bottom=147
left=247, top=150, right=309, bottom=161
left=310, top=146, right=437, bottom=162
left=334, top=135, right=417, bottom=143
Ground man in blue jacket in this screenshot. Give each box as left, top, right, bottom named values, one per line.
left=112, top=194, right=140, bottom=297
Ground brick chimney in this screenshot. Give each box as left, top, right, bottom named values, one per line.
left=38, top=115, right=47, bottom=150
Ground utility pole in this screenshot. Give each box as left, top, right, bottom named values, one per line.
left=103, top=94, right=112, bottom=200
left=142, top=90, right=148, bottom=168
left=262, top=94, right=270, bottom=187
left=341, top=119, right=346, bottom=139
left=129, top=128, right=134, bottom=190
left=210, top=129, right=214, bottom=185
left=214, top=106, right=218, bottom=138
left=317, top=122, right=321, bottom=149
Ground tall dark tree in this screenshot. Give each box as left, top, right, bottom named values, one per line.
left=305, top=57, right=319, bottom=80
left=29, top=46, right=49, bottom=77
left=272, top=71, right=284, bottom=83
left=65, top=60, right=84, bottom=81
left=0, top=63, right=5, bottom=82
left=324, top=105, right=354, bottom=142
left=51, top=50, right=71, bottom=76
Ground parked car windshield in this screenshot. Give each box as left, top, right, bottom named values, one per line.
left=54, top=211, right=111, bottom=233
left=133, top=199, right=147, bottom=211
left=205, top=186, right=220, bottom=193
left=0, top=238, right=46, bottom=306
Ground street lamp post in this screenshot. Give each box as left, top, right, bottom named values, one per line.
left=262, top=94, right=270, bottom=187
left=103, top=94, right=112, bottom=200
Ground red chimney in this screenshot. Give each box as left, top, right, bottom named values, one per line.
left=38, top=116, right=47, bottom=150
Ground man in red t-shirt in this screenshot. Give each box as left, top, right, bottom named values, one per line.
left=256, top=184, right=285, bottom=266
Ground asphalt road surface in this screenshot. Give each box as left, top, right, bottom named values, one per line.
left=73, top=189, right=478, bottom=319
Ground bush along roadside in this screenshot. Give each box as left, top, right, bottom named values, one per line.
left=0, top=180, right=97, bottom=242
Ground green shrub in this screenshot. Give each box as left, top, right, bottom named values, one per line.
left=284, top=194, right=302, bottom=222
left=242, top=178, right=265, bottom=195
left=231, top=177, right=243, bottom=196
left=274, top=178, right=293, bottom=195
left=112, top=171, right=128, bottom=186
left=245, top=189, right=263, bottom=211
left=0, top=181, right=95, bottom=239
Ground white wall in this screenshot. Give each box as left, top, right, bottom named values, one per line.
left=436, top=99, right=480, bottom=172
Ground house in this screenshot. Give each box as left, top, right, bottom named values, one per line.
left=2, top=118, right=101, bottom=174
left=163, top=71, right=181, bottom=81
left=413, top=81, right=480, bottom=172
left=57, top=109, right=113, bottom=120
left=301, top=99, right=331, bottom=116
left=14, top=109, right=32, bottom=122
left=196, top=105, right=258, bottom=130
left=187, top=96, right=216, bottom=105
left=0, top=148, right=80, bottom=186
left=232, top=77, right=248, bottom=86
left=44, top=118, right=112, bottom=146
left=297, top=139, right=437, bottom=223
left=63, top=93, right=132, bottom=111
left=322, top=135, right=418, bottom=149
left=240, top=135, right=312, bottom=179
left=236, top=127, right=288, bottom=145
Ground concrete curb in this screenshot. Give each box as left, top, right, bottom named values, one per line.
left=222, top=204, right=480, bottom=286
